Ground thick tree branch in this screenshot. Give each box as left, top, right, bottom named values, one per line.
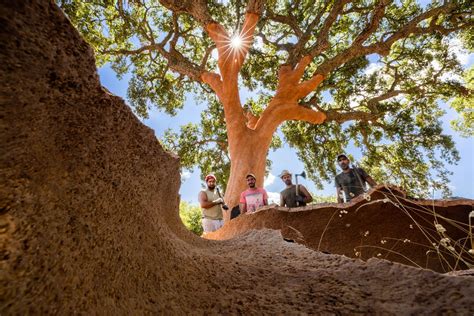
left=245, top=0, right=265, bottom=15
left=287, top=0, right=331, bottom=66
left=248, top=54, right=326, bottom=136
left=353, top=0, right=389, bottom=46
left=254, top=101, right=326, bottom=137
left=202, top=11, right=262, bottom=136
left=315, top=2, right=470, bottom=75
left=105, top=3, right=209, bottom=83
left=266, top=10, right=303, bottom=38
left=102, top=44, right=204, bottom=82
left=201, top=72, right=223, bottom=97
left=273, top=55, right=325, bottom=101
left=205, top=12, right=260, bottom=81
left=324, top=110, right=381, bottom=124
left=306, top=0, right=351, bottom=60
left=257, top=32, right=294, bottom=51
left=158, top=0, right=214, bottom=25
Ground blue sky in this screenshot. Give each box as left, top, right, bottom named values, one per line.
left=98, top=50, right=473, bottom=204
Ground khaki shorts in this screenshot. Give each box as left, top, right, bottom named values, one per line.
left=202, top=218, right=224, bottom=233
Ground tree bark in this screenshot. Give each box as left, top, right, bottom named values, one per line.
left=201, top=14, right=328, bottom=221
left=223, top=130, right=274, bottom=221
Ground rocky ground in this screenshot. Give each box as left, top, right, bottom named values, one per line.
left=1, top=0, right=473, bottom=314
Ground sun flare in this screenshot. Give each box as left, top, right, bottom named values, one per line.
left=231, top=35, right=242, bottom=49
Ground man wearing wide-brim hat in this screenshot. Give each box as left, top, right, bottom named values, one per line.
left=279, top=170, right=313, bottom=207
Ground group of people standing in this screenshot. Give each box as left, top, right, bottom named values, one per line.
left=198, top=153, right=377, bottom=233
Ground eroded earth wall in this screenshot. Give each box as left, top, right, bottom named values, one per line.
left=1, top=1, right=473, bottom=314
left=207, top=186, right=474, bottom=273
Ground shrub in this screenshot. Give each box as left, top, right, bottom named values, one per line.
left=179, top=201, right=203, bottom=236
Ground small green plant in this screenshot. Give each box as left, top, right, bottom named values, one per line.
left=179, top=201, right=203, bottom=236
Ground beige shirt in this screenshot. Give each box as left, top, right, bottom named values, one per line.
left=201, top=189, right=223, bottom=220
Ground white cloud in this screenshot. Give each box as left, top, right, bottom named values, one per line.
left=446, top=38, right=472, bottom=66
left=254, top=36, right=264, bottom=49
left=364, top=62, right=383, bottom=76
left=264, top=173, right=276, bottom=187
left=211, top=48, right=218, bottom=60
left=432, top=60, right=442, bottom=72
left=266, top=191, right=280, bottom=205
left=349, top=94, right=365, bottom=109
left=181, top=170, right=192, bottom=182
left=440, top=71, right=462, bottom=83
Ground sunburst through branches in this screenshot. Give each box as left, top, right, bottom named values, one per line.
left=215, top=21, right=256, bottom=65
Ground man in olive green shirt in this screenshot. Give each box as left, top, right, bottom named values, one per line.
left=335, top=154, right=377, bottom=203
left=279, top=170, right=313, bottom=208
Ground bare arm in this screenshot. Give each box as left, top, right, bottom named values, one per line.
left=299, top=185, right=313, bottom=204
left=239, top=202, right=247, bottom=214
left=199, top=191, right=219, bottom=209
left=366, top=176, right=377, bottom=187
left=280, top=193, right=285, bottom=207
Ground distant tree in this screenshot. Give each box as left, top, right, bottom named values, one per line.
left=179, top=201, right=203, bottom=235
left=58, top=0, right=472, bottom=211
left=309, top=193, right=338, bottom=204
left=450, top=66, right=474, bottom=137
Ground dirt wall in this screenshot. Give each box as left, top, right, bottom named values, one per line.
left=207, top=186, right=474, bottom=273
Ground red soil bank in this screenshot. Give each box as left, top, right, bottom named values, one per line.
left=207, top=185, right=474, bottom=273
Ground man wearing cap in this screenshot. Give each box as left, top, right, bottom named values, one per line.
left=279, top=170, right=313, bottom=207
left=335, top=154, right=377, bottom=203
left=239, top=173, right=268, bottom=214
left=199, top=174, right=226, bottom=233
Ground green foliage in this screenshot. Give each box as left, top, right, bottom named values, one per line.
left=58, top=0, right=472, bottom=198
left=179, top=201, right=203, bottom=236
left=162, top=96, right=282, bottom=184
left=450, top=66, right=474, bottom=137
left=284, top=33, right=465, bottom=197
left=162, top=97, right=231, bottom=184
left=309, top=193, right=338, bottom=204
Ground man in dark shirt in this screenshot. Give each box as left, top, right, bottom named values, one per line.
left=279, top=170, right=313, bottom=207
left=335, top=154, right=377, bottom=203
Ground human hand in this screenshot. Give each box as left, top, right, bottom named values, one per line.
left=212, top=198, right=224, bottom=204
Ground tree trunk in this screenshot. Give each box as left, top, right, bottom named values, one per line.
left=223, top=130, right=273, bottom=221
left=200, top=15, right=326, bottom=221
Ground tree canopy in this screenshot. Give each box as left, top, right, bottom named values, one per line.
left=59, top=0, right=473, bottom=198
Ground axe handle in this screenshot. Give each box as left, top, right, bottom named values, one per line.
left=295, top=177, right=300, bottom=206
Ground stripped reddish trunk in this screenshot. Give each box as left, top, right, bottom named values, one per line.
left=223, top=131, right=274, bottom=220
left=200, top=13, right=326, bottom=221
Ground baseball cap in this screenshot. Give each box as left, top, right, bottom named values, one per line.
left=278, top=170, right=292, bottom=178
left=337, top=154, right=348, bottom=161
left=245, top=173, right=256, bottom=180
left=205, top=174, right=216, bottom=182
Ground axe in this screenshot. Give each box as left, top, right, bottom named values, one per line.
left=295, top=171, right=306, bottom=206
